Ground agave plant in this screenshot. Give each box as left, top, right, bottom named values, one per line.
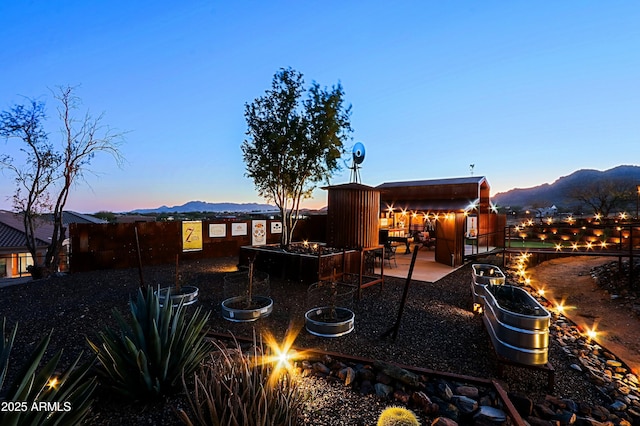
left=0, top=318, right=97, bottom=426
left=87, top=286, right=213, bottom=399
left=178, top=337, right=305, bottom=426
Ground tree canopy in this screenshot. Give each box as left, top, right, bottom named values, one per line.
left=242, top=68, right=352, bottom=247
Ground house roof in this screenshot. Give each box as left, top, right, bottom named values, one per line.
left=0, top=210, right=52, bottom=249
left=376, top=176, right=488, bottom=189
left=376, top=176, right=490, bottom=213
left=45, top=211, right=107, bottom=225
left=322, top=182, right=379, bottom=191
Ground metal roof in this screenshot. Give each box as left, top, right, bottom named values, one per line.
left=376, top=176, right=488, bottom=189
left=0, top=210, right=51, bottom=249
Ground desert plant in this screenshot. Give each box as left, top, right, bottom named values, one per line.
left=178, top=337, right=305, bottom=425
left=0, top=318, right=96, bottom=425
left=87, top=286, right=213, bottom=399
left=377, top=406, right=420, bottom=426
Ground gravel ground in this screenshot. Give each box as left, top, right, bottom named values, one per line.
left=0, top=256, right=607, bottom=424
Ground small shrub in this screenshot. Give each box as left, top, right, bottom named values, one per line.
left=87, top=286, right=213, bottom=400
left=0, top=318, right=96, bottom=425
left=377, top=406, right=421, bottom=426
left=178, top=338, right=305, bottom=425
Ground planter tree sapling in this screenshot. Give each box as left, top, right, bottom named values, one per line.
left=242, top=68, right=352, bottom=248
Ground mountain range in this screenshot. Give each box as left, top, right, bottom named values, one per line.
left=492, top=165, right=640, bottom=209
left=129, top=165, right=640, bottom=214
left=131, top=201, right=277, bottom=214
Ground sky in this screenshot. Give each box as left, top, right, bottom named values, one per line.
left=1, top=1, right=639, bottom=213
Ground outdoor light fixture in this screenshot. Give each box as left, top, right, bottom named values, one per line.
left=47, top=377, right=60, bottom=390
left=263, top=328, right=305, bottom=386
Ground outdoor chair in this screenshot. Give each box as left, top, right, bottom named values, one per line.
left=384, top=244, right=397, bottom=268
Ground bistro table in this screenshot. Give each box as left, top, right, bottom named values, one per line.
left=386, top=236, right=414, bottom=254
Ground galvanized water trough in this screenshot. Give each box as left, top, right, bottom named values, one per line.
left=482, top=284, right=551, bottom=366
left=470, top=264, right=505, bottom=311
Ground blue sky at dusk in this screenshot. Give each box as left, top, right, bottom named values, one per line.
left=1, top=1, right=639, bottom=213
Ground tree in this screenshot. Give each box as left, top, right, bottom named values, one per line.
left=242, top=68, right=352, bottom=247
left=0, top=86, right=124, bottom=277
left=569, top=179, right=635, bottom=218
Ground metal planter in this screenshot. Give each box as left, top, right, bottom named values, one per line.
left=155, top=285, right=199, bottom=307
left=221, top=296, right=273, bottom=322
left=305, top=307, right=355, bottom=338
left=482, top=285, right=550, bottom=366
left=471, top=264, right=505, bottom=310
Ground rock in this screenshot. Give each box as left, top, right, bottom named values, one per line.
left=437, top=403, right=459, bottom=422
left=606, top=360, right=623, bottom=368
left=452, top=395, right=478, bottom=414
left=312, top=362, right=330, bottom=376
left=373, top=360, right=420, bottom=387
left=546, top=395, right=568, bottom=408
left=551, top=410, right=576, bottom=424
left=393, top=389, right=411, bottom=405
left=431, top=417, right=458, bottom=426
left=535, top=403, right=558, bottom=419
left=574, top=416, right=608, bottom=426
left=571, top=363, right=583, bottom=372
left=473, top=406, right=507, bottom=423
left=357, top=366, right=376, bottom=382
left=359, top=380, right=375, bottom=395
left=412, top=391, right=431, bottom=408
left=375, top=382, right=394, bottom=398
left=376, top=371, right=393, bottom=385
left=455, top=385, right=479, bottom=399
left=591, top=405, right=610, bottom=421
left=527, top=416, right=555, bottom=426
left=610, top=400, right=628, bottom=412
left=338, top=367, right=356, bottom=386
left=437, top=382, right=454, bottom=401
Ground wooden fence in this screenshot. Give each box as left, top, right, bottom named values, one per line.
left=69, top=216, right=326, bottom=272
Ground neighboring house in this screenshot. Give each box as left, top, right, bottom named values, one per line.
left=115, top=214, right=156, bottom=223
left=0, top=210, right=52, bottom=278
left=0, top=210, right=106, bottom=278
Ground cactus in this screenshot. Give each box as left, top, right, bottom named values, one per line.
left=377, top=406, right=421, bottom=426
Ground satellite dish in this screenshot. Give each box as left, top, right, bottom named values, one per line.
left=349, top=142, right=365, bottom=183
left=353, top=142, right=366, bottom=165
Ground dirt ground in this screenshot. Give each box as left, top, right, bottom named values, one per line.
left=531, top=256, right=640, bottom=374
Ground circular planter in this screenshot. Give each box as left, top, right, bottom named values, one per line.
left=155, top=285, right=199, bottom=307
left=221, top=295, right=273, bottom=322
left=305, top=306, right=355, bottom=338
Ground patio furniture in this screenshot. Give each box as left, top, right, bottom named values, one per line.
left=384, top=244, right=397, bottom=267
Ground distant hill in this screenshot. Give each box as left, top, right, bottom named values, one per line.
left=130, top=201, right=277, bottom=214
left=492, top=165, right=640, bottom=209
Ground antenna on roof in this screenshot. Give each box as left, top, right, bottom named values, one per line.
left=349, top=142, right=366, bottom=184
left=469, top=164, right=475, bottom=176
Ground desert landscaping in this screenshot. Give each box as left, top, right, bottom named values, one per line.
left=2, top=253, right=640, bottom=425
